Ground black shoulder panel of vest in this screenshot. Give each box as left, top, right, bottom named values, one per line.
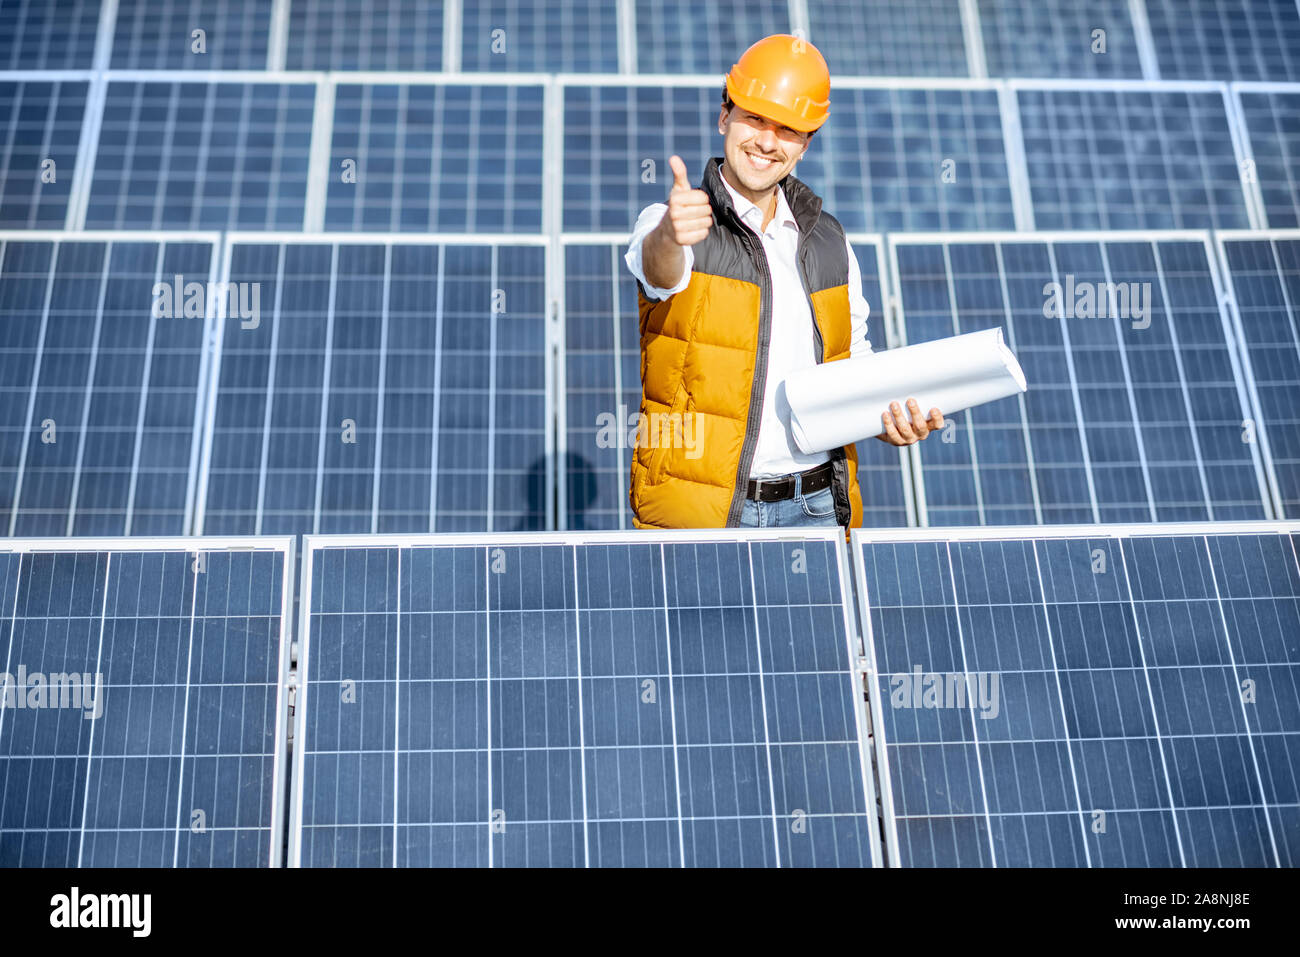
left=801, top=210, right=848, bottom=295
left=691, top=223, right=760, bottom=283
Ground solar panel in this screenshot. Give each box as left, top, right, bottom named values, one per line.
left=0, top=0, right=100, bottom=69
left=459, top=0, right=618, bottom=73
left=85, top=80, right=315, bottom=231
left=1239, top=90, right=1300, bottom=228
left=891, top=233, right=1273, bottom=526
left=284, top=0, right=445, bottom=71
left=807, top=0, right=970, bottom=77
left=854, top=522, right=1300, bottom=867
left=290, top=530, right=880, bottom=867
left=977, top=0, right=1143, bottom=78
left=0, top=537, right=294, bottom=867
left=0, top=234, right=216, bottom=537
left=847, top=239, right=914, bottom=528
left=634, top=0, right=790, bottom=74
left=560, top=237, right=912, bottom=530
left=0, top=80, right=87, bottom=229
left=1216, top=232, right=1300, bottom=519
left=1144, top=0, right=1300, bottom=82
left=563, top=83, right=1016, bottom=233
left=109, top=0, right=273, bottom=70
left=1016, top=85, right=1252, bottom=230
left=196, top=237, right=550, bottom=536
left=326, top=83, right=545, bottom=234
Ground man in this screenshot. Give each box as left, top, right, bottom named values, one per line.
left=624, top=34, right=943, bottom=530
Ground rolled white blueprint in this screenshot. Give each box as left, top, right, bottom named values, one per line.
left=784, top=327, right=1028, bottom=454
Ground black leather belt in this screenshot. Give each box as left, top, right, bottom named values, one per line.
left=746, top=460, right=834, bottom=502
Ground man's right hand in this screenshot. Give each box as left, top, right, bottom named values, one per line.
left=658, top=155, right=713, bottom=246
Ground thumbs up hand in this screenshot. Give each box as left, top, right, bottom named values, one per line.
left=660, top=155, right=713, bottom=247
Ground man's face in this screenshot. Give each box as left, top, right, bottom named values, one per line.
left=718, top=103, right=811, bottom=193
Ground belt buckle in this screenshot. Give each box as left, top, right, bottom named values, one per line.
left=752, top=477, right=766, bottom=501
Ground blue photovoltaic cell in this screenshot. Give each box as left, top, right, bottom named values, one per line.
left=634, top=0, right=790, bottom=74
left=293, top=536, right=876, bottom=867
left=1017, top=88, right=1252, bottom=230
left=564, top=85, right=1014, bottom=233
left=110, top=0, right=272, bottom=70
left=0, top=0, right=100, bottom=69
left=1145, top=0, right=1300, bottom=82
left=1240, top=92, right=1300, bottom=229
left=199, top=242, right=548, bottom=536
left=563, top=240, right=909, bottom=529
left=0, top=238, right=213, bottom=536
left=894, top=239, right=1269, bottom=526
left=978, top=0, right=1142, bottom=78
left=807, top=0, right=969, bottom=77
left=326, top=84, right=545, bottom=233
left=459, top=0, right=618, bottom=72
left=85, top=82, right=315, bottom=231
left=285, top=0, right=444, bottom=70
left=858, top=530, right=1300, bottom=867
left=0, top=544, right=289, bottom=867
left=1221, top=237, right=1300, bottom=518
left=0, top=81, right=86, bottom=229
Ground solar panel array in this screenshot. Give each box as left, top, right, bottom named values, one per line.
left=1239, top=90, right=1300, bottom=229
left=1, top=0, right=1298, bottom=869
left=197, top=237, right=549, bottom=536
left=87, top=80, right=316, bottom=231
left=0, top=234, right=215, bottom=537
left=0, top=538, right=293, bottom=866
left=1217, top=233, right=1300, bottom=519
left=892, top=234, right=1275, bottom=527
left=855, top=525, right=1300, bottom=867
left=0, top=80, right=85, bottom=229
left=291, top=531, right=879, bottom=867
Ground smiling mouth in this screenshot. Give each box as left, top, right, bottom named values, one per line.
left=744, top=151, right=779, bottom=171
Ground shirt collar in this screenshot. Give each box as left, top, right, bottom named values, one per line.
left=718, top=164, right=799, bottom=235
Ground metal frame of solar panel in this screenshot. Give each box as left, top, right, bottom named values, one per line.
left=558, top=232, right=917, bottom=530
left=0, top=230, right=219, bottom=537
left=193, top=232, right=553, bottom=536
left=289, top=528, right=881, bottom=867
left=1213, top=228, right=1300, bottom=520
left=888, top=229, right=1277, bottom=527
left=852, top=520, right=1300, bottom=867
left=1231, top=81, right=1300, bottom=229
left=0, top=535, right=295, bottom=867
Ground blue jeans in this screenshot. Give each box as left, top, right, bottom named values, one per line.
left=738, top=474, right=840, bottom=527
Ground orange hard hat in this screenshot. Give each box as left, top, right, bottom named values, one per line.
left=725, top=34, right=830, bottom=133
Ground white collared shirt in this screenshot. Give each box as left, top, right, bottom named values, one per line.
left=624, top=168, right=873, bottom=478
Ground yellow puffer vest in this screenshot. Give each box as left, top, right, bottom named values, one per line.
left=628, top=156, right=863, bottom=534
